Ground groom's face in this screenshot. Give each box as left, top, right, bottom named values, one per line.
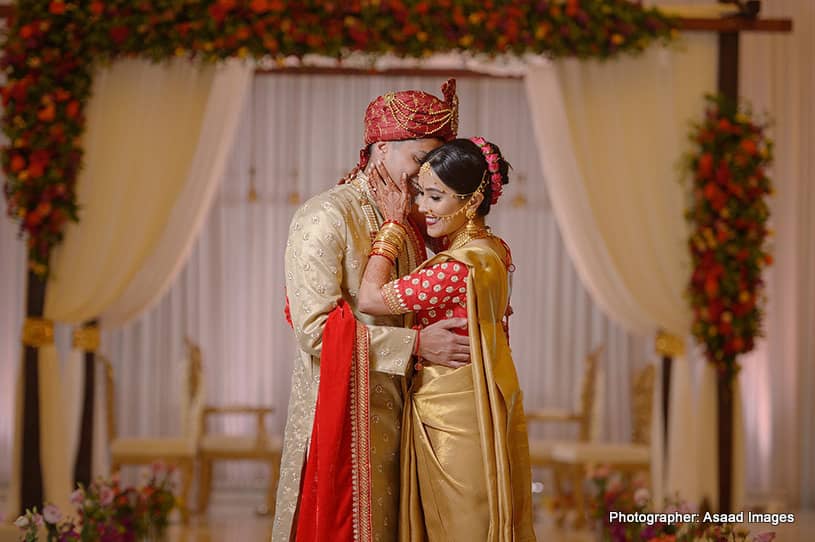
left=378, top=138, right=442, bottom=225
left=379, top=138, right=442, bottom=182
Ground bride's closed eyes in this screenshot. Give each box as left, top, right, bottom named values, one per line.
left=412, top=181, right=443, bottom=202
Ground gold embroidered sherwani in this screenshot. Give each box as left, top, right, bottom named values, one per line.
left=272, top=175, right=424, bottom=542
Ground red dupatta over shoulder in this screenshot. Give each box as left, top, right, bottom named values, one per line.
left=296, top=300, right=373, bottom=542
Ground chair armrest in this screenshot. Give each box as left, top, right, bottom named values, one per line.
left=525, top=409, right=582, bottom=424
left=202, top=405, right=274, bottom=442
left=203, top=405, right=274, bottom=416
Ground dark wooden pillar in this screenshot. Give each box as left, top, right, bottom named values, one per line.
left=73, top=319, right=99, bottom=488
left=655, top=332, right=684, bottom=464
left=661, top=354, right=673, bottom=449
left=20, top=271, right=47, bottom=513
left=718, top=32, right=740, bottom=100
left=716, top=4, right=741, bottom=514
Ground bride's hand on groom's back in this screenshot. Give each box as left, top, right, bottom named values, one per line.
left=417, top=318, right=470, bottom=368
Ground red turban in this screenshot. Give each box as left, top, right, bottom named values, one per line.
left=357, top=78, right=458, bottom=170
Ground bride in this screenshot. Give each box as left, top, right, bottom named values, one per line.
left=358, top=137, right=536, bottom=541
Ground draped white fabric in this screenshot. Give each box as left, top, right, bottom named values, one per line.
left=0, top=218, right=25, bottom=518
left=737, top=0, right=815, bottom=508
left=46, top=59, right=216, bottom=320
left=1, top=58, right=251, bottom=516
left=101, top=60, right=252, bottom=327
left=525, top=35, right=724, bottom=506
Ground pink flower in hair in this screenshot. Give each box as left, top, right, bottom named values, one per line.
left=470, top=135, right=505, bottom=205
left=491, top=173, right=503, bottom=204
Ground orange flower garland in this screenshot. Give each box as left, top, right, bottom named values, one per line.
left=686, top=95, right=774, bottom=382
left=1, top=0, right=676, bottom=276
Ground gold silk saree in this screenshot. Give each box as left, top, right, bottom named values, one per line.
left=399, top=242, right=536, bottom=542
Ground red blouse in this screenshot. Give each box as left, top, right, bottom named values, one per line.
left=381, top=260, right=469, bottom=334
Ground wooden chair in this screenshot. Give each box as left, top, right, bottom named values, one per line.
left=526, top=346, right=604, bottom=517
left=192, top=337, right=282, bottom=515
left=102, top=345, right=203, bottom=523
left=549, top=363, right=656, bottom=528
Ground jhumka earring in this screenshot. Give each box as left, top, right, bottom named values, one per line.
left=465, top=206, right=479, bottom=234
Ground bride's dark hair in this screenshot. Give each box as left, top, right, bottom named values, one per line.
left=420, top=138, right=510, bottom=216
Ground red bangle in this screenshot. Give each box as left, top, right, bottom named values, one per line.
left=369, top=249, right=396, bottom=264
left=412, top=325, right=423, bottom=371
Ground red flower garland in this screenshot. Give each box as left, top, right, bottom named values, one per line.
left=1, top=0, right=676, bottom=276
left=685, top=95, right=774, bottom=382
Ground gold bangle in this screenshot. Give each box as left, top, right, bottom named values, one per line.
left=373, top=231, right=404, bottom=248
left=373, top=237, right=400, bottom=250
left=382, top=224, right=407, bottom=240
left=371, top=238, right=401, bottom=258
left=375, top=222, right=407, bottom=245
left=381, top=220, right=408, bottom=235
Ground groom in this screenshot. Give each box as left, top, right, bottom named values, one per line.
left=273, top=80, right=471, bottom=542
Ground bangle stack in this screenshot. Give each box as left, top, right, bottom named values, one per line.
left=369, top=220, right=407, bottom=264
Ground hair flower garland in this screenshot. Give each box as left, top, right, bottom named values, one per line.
left=470, top=136, right=504, bottom=204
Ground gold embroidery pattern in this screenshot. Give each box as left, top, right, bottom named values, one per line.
left=382, top=92, right=456, bottom=137
left=352, top=324, right=373, bottom=542
left=381, top=282, right=406, bottom=315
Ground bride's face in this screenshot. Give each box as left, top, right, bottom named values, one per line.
left=414, top=165, right=471, bottom=239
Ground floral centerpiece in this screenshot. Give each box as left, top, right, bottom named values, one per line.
left=15, top=462, right=176, bottom=542
left=684, top=95, right=774, bottom=383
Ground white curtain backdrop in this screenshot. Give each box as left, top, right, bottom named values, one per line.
left=524, top=35, right=725, bottom=506
left=0, top=217, right=25, bottom=513
left=736, top=0, right=815, bottom=508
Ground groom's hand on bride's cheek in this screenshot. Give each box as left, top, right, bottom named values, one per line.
left=416, top=318, right=470, bottom=369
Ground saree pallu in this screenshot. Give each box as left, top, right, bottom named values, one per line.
left=400, top=245, right=537, bottom=542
